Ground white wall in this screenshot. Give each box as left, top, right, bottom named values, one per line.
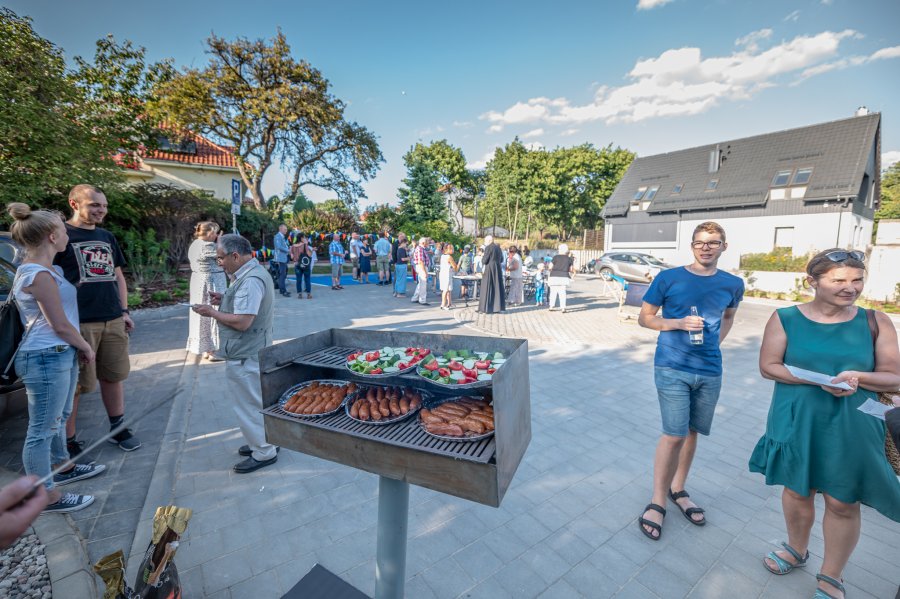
left=605, top=211, right=870, bottom=271
left=124, top=160, right=243, bottom=200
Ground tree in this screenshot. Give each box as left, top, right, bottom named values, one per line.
left=397, top=160, right=447, bottom=225
left=0, top=9, right=169, bottom=208
left=284, top=120, right=383, bottom=213
left=403, top=140, right=475, bottom=231
left=319, top=198, right=357, bottom=218
left=292, top=190, right=315, bottom=213
left=484, top=139, right=529, bottom=236
left=876, top=163, right=900, bottom=221
left=151, top=30, right=345, bottom=209
left=362, top=204, right=399, bottom=233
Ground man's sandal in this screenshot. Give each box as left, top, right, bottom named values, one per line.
left=813, top=574, right=845, bottom=599
left=637, top=503, right=666, bottom=541
left=668, top=489, right=706, bottom=526
left=763, top=542, right=809, bottom=575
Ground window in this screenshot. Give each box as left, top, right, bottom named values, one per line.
left=672, top=183, right=684, bottom=194
left=771, top=170, right=792, bottom=186
left=706, top=179, right=718, bottom=191
left=633, top=187, right=647, bottom=200
left=774, top=227, right=794, bottom=249
left=644, top=186, right=660, bottom=201
left=792, top=168, right=813, bottom=185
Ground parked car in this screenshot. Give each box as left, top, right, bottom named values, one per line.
left=593, top=252, right=673, bottom=282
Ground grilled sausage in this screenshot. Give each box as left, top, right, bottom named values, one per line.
left=358, top=401, right=370, bottom=421
left=378, top=398, right=391, bottom=417
left=389, top=398, right=401, bottom=417
left=369, top=399, right=382, bottom=421
left=461, top=417, right=486, bottom=435
left=350, top=399, right=360, bottom=419
left=425, top=422, right=465, bottom=436
left=399, top=397, right=410, bottom=414
left=420, top=409, right=444, bottom=424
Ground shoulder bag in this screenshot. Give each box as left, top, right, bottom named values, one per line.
left=866, top=309, right=900, bottom=475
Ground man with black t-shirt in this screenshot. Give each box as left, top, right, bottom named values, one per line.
left=54, top=185, right=141, bottom=455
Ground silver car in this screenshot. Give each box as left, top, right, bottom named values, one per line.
left=594, top=252, right=673, bottom=282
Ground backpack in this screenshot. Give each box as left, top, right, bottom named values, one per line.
left=0, top=296, right=25, bottom=386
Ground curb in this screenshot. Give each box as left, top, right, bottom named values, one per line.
left=124, top=352, right=199, bottom=585
left=0, top=469, right=98, bottom=599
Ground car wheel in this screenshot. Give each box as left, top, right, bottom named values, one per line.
left=599, top=267, right=613, bottom=278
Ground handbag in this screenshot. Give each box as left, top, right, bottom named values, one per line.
left=0, top=295, right=26, bottom=386
left=865, top=309, right=900, bottom=476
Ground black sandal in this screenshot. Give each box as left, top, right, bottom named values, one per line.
left=669, top=489, right=706, bottom=526
left=638, top=503, right=666, bottom=540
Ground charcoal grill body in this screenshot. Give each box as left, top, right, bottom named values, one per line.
left=258, top=328, right=530, bottom=598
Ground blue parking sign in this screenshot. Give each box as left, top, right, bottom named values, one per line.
left=231, top=179, right=241, bottom=215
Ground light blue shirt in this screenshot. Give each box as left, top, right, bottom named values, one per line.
left=273, top=232, right=289, bottom=263
left=374, top=238, right=392, bottom=257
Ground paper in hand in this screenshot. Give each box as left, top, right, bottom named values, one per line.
left=856, top=399, right=892, bottom=421
left=784, top=365, right=854, bottom=391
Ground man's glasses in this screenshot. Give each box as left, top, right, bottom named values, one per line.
left=691, top=240, right=723, bottom=249
left=215, top=252, right=236, bottom=263
left=825, top=250, right=865, bottom=263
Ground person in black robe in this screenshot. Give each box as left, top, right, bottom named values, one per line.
left=478, top=235, right=506, bottom=313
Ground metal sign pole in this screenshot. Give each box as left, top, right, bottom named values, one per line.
left=374, top=476, right=409, bottom=599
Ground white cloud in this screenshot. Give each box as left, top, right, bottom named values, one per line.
left=481, top=29, right=869, bottom=129
left=487, top=124, right=504, bottom=134
left=784, top=10, right=801, bottom=22
left=416, top=125, right=445, bottom=138
left=466, top=148, right=499, bottom=170
left=637, top=0, right=674, bottom=9
left=452, top=120, right=473, bottom=128
left=560, top=128, right=580, bottom=137
left=871, top=45, right=900, bottom=60
left=524, top=142, right=544, bottom=151
left=821, top=0, right=833, bottom=4
left=795, top=44, right=900, bottom=82
left=735, top=28, right=773, bottom=53
left=883, top=151, right=900, bottom=170
left=522, top=128, right=544, bottom=139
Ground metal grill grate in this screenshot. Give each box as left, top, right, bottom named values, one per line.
left=291, top=346, right=359, bottom=369
left=263, top=403, right=496, bottom=464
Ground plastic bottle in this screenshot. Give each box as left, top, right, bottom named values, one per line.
left=689, top=306, right=704, bottom=345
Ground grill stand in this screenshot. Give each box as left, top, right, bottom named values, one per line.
left=375, top=477, right=409, bottom=599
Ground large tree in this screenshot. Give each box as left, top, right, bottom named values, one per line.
left=397, top=160, right=447, bottom=225
left=151, top=30, right=352, bottom=209
left=403, top=140, right=479, bottom=231
left=0, top=9, right=170, bottom=208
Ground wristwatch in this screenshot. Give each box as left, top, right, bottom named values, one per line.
left=122, top=309, right=131, bottom=315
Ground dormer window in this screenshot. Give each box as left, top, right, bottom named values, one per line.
left=792, top=168, right=813, bottom=185
left=771, top=170, right=792, bottom=187
left=644, top=186, right=660, bottom=201
left=633, top=187, right=647, bottom=200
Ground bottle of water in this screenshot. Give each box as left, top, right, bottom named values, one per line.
left=689, top=306, right=703, bottom=345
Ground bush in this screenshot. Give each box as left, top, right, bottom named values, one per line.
left=127, top=292, right=143, bottom=308
left=121, top=229, right=171, bottom=286
left=150, top=290, right=172, bottom=302
left=739, top=248, right=809, bottom=272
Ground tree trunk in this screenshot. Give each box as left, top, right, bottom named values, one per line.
left=525, top=211, right=531, bottom=244
left=511, top=195, right=520, bottom=242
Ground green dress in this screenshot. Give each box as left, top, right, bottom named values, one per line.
left=749, top=306, right=900, bottom=522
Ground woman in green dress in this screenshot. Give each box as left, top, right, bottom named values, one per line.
left=749, top=249, right=900, bottom=599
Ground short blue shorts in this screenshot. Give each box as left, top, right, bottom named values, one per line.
left=654, top=366, right=722, bottom=437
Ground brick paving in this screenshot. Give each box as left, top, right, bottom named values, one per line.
left=4, top=275, right=899, bottom=598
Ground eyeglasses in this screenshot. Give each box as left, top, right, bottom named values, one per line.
left=690, top=240, right=723, bottom=249
left=825, top=250, right=865, bottom=263
left=215, top=252, right=236, bottom=263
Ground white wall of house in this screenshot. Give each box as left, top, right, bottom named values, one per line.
left=865, top=219, right=900, bottom=301
left=123, top=160, right=242, bottom=200
left=605, top=210, right=872, bottom=272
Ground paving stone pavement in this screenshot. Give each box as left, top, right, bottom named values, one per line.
left=137, top=277, right=899, bottom=599
left=0, top=306, right=191, bottom=566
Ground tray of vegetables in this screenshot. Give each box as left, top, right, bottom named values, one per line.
left=345, top=346, right=432, bottom=377
left=416, top=349, right=506, bottom=388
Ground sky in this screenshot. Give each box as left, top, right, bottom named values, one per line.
left=6, top=0, right=900, bottom=207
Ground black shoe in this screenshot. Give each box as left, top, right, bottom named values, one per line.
left=233, top=455, right=278, bottom=473
left=67, top=437, right=85, bottom=460
left=238, top=445, right=280, bottom=457
left=107, top=427, right=141, bottom=451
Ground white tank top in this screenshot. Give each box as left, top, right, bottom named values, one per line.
left=12, top=263, right=80, bottom=351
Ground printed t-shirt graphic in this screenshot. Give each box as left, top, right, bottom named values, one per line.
left=71, top=241, right=118, bottom=283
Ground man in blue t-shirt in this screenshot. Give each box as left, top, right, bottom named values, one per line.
left=636, top=221, right=744, bottom=541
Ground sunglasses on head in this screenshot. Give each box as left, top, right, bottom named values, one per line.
left=825, top=250, right=865, bottom=263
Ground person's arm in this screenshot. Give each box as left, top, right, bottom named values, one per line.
left=638, top=301, right=703, bottom=333
left=24, top=272, right=94, bottom=360
left=193, top=278, right=262, bottom=332
left=114, top=266, right=135, bottom=332
left=0, top=476, right=48, bottom=550
left=719, top=307, right=738, bottom=343
left=758, top=312, right=811, bottom=385
left=195, top=307, right=254, bottom=332
left=832, top=311, right=900, bottom=393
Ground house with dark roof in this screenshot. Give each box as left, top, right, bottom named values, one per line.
left=122, top=129, right=246, bottom=201
left=601, top=111, right=881, bottom=271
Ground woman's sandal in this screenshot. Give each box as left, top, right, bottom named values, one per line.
left=669, top=489, right=706, bottom=526
left=637, top=503, right=666, bottom=541
left=763, top=542, right=809, bottom=575
left=813, top=574, right=845, bottom=599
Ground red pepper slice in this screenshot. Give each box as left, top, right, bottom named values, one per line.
left=366, top=351, right=380, bottom=361
left=462, top=368, right=477, bottom=378
left=438, top=368, right=451, bottom=378
left=347, top=353, right=359, bottom=362
left=371, top=367, right=383, bottom=374
left=397, top=362, right=408, bottom=369
left=474, top=360, right=489, bottom=370
left=448, top=361, right=463, bottom=371
left=423, top=361, right=439, bottom=371
left=487, top=368, right=496, bottom=374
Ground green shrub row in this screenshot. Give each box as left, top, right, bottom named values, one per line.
left=739, top=248, right=809, bottom=272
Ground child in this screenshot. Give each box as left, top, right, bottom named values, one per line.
left=534, top=262, right=546, bottom=306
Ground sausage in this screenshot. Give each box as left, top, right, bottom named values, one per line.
left=389, top=398, right=401, bottom=417
left=426, top=422, right=465, bottom=436
left=369, top=399, right=382, bottom=421
left=366, top=388, right=376, bottom=401
left=461, top=417, right=486, bottom=435
left=434, top=404, right=469, bottom=418
left=378, top=398, right=391, bottom=417
left=467, top=412, right=495, bottom=428
left=376, top=387, right=385, bottom=401
left=399, top=397, right=410, bottom=415
left=350, top=399, right=360, bottom=419
left=419, top=410, right=444, bottom=424
left=358, top=401, right=370, bottom=420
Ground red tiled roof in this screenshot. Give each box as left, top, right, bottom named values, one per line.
left=145, top=130, right=240, bottom=169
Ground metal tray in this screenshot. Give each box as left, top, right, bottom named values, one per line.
left=277, top=379, right=355, bottom=419
left=417, top=395, right=495, bottom=443
left=344, top=348, right=424, bottom=378
left=344, top=385, right=430, bottom=426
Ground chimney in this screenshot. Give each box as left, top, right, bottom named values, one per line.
left=855, top=106, right=869, bottom=116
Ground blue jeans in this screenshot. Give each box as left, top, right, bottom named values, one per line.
left=295, top=264, right=311, bottom=293
left=16, top=345, right=78, bottom=491
left=276, top=262, right=288, bottom=294
left=654, top=366, right=722, bottom=437
left=394, top=264, right=408, bottom=294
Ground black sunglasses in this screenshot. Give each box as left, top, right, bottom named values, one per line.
left=825, top=250, right=865, bottom=263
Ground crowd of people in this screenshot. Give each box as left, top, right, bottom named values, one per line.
left=4, top=190, right=899, bottom=599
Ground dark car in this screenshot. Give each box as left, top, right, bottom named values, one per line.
left=593, top=251, right=673, bottom=282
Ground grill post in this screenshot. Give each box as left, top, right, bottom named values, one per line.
left=375, top=476, right=409, bottom=599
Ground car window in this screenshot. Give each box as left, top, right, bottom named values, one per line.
left=643, top=256, right=664, bottom=266
left=624, top=255, right=640, bottom=263
left=0, top=260, right=14, bottom=299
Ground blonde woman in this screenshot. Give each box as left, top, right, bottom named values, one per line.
left=7, top=203, right=104, bottom=513
left=439, top=244, right=458, bottom=310
left=186, top=221, right=226, bottom=360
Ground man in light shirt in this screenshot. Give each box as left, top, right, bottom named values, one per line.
left=374, top=232, right=392, bottom=286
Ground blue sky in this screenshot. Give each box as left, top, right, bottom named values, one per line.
left=7, top=0, right=900, bottom=206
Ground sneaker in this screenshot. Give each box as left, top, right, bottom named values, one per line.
left=43, top=492, right=95, bottom=513
left=54, top=463, right=106, bottom=486
left=108, top=428, right=142, bottom=451
left=66, top=437, right=85, bottom=460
